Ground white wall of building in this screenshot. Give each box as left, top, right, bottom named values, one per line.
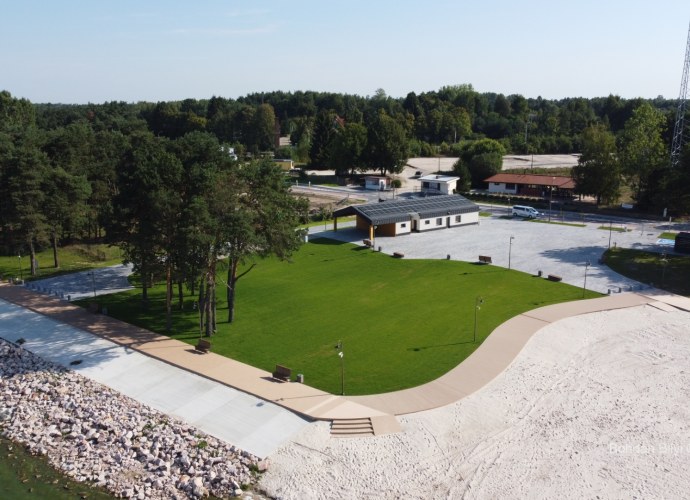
left=487, top=182, right=517, bottom=194
left=396, top=221, right=412, bottom=235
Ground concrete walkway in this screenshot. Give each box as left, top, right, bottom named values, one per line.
left=3, top=281, right=689, bottom=430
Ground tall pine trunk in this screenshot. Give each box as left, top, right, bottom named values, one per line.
left=203, top=263, right=216, bottom=337
left=52, top=231, right=59, bottom=269
left=29, top=240, right=37, bottom=276
left=197, top=278, right=205, bottom=337
left=165, top=257, right=172, bottom=333
left=227, top=258, right=238, bottom=323
left=177, top=281, right=184, bottom=311
left=141, top=261, right=149, bottom=309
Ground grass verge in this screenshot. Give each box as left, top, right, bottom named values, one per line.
left=0, top=436, right=113, bottom=500
left=531, top=220, right=586, bottom=228
left=84, top=238, right=600, bottom=395
left=604, top=248, right=690, bottom=296
left=598, top=225, right=629, bottom=232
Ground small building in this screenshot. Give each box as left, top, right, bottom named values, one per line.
left=418, top=175, right=459, bottom=195
left=274, top=158, right=294, bottom=171
left=365, top=176, right=392, bottom=191
left=484, top=173, right=575, bottom=198
left=333, top=194, right=479, bottom=239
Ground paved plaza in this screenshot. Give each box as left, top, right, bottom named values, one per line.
left=321, top=213, right=679, bottom=295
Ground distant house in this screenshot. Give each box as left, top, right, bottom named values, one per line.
left=274, top=158, right=294, bottom=171
left=364, top=176, right=392, bottom=191
left=418, top=175, right=459, bottom=195
left=484, top=173, right=575, bottom=198
left=333, top=195, right=479, bottom=238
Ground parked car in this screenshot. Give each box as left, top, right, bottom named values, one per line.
left=512, top=205, right=541, bottom=218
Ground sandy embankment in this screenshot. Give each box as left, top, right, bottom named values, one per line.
left=260, top=304, right=690, bottom=499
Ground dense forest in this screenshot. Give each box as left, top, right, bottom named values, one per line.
left=1, top=85, right=690, bottom=328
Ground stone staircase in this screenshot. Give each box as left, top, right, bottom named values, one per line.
left=330, top=418, right=375, bottom=438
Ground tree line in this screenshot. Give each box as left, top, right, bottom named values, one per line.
left=1, top=83, right=689, bottom=312
left=0, top=90, right=307, bottom=335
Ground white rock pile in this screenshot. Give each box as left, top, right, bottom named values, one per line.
left=0, top=339, right=260, bottom=499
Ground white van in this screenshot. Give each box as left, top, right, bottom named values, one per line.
left=512, top=205, right=541, bottom=218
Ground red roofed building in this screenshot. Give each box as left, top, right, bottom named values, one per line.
left=484, top=173, right=575, bottom=199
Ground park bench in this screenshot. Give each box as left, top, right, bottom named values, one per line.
left=195, top=339, right=211, bottom=353
left=272, top=364, right=292, bottom=382
left=393, top=252, right=405, bottom=258
left=478, top=255, right=492, bottom=264
left=363, top=239, right=372, bottom=247
left=547, top=274, right=562, bottom=282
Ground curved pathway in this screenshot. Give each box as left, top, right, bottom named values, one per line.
left=1, top=282, right=688, bottom=435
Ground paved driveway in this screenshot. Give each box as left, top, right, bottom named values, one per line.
left=318, top=214, right=675, bottom=295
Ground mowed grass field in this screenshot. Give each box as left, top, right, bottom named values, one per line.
left=88, top=238, right=599, bottom=395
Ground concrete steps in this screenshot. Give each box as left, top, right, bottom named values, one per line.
left=330, top=418, right=374, bottom=438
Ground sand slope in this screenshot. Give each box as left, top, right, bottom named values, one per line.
left=260, top=305, right=690, bottom=499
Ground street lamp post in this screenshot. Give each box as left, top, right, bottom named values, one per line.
left=548, top=177, right=555, bottom=222
left=473, top=296, right=484, bottom=343
left=89, top=271, right=97, bottom=298
left=608, top=220, right=613, bottom=250
left=335, top=341, right=344, bottom=395
left=661, top=253, right=668, bottom=285
left=508, top=236, right=515, bottom=270
left=582, top=261, right=591, bottom=298
left=17, top=254, right=23, bottom=282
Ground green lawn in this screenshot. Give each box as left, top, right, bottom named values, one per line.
left=658, top=232, right=677, bottom=240
left=0, top=244, right=122, bottom=282
left=598, top=225, right=629, bottom=232
left=86, top=238, right=599, bottom=395
left=532, top=220, right=586, bottom=228
left=604, top=247, right=690, bottom=296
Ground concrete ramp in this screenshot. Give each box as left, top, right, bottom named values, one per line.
left=0, top=299, right=308, bottom=458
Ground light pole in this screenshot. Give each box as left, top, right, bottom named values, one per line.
left=661, top=253, right=668, bottom=285
left=89, top=271, right=97, bottom=298
left=548, top=177, right=555, bottom=222
left=582, top=261, right=591, bottom=298
left=508, top=236, right=515, bottom=270
left=608, top=220, right=613, bottom=250
left=335, top=341, right=344, bottom=395
left=17, top=254, right=23, bottom=282
left=372, top=225, right=378, bottom=251
left=473, top=296, right=484, bottom=343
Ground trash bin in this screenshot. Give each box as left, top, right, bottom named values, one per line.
left=296, top=374, right=304, bottom=383
left=537, top=270, right=543, bottom=277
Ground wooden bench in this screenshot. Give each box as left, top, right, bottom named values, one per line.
left=272, top=364, right=292, bottom=382
left=478, top=255, right=492, bottom=264
left=195, top=339, right=211, bottom=353
left=393, top=252, right=405, bottom=258
left=547, top=274, right=562, bottom=282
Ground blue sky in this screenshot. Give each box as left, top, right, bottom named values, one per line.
left=1, top=0, right=688, bottom=103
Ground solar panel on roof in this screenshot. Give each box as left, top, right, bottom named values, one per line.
left=338, top=195, right=479, bottom=225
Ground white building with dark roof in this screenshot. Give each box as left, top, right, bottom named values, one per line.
left=333, top=195, right=479, bottom=239
left=417, top=174, right=460, bottom=195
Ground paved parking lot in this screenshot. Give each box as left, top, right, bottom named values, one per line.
left=319, top=214, right=677, bottom=295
